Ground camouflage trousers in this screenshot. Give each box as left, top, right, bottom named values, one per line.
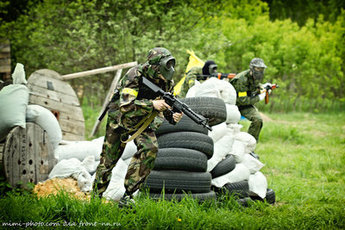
left=92, top=120, right=158, bottom=198
left=239, top=105, right=263, bottom=142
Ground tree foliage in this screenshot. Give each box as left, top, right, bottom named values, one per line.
left=1, top=0, right=344, bottom=112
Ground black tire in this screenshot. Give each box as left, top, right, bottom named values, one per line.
left=215, top=181, right=249, bottom=198
left=250, top=188, right=276, bottom=204
left=153, top=148, right=207, bottom=172
left=149, top=190, right=216, bottom=202
left=158, top=132, right=213, bottom=159
left=180, top=97, right=226, bottom=126
left=155, top=115, right=208, bottom=136
left=145, top=170, right=212, bottom=193
left=210, top=155, right=236, bottom=178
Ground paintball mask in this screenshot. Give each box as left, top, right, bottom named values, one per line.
left=147, top=47, right=176, bottom=80
left=202, top=60, right=217, bottom=75
left=249, top=58, right=267, bottom=81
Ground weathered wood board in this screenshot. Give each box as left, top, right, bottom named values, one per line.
left=27, top=69, right=85, bottom=141
left=3, top=123, right=57, bottom=188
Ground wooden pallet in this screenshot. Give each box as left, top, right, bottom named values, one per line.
left=3, top=122, right=57, bottom=188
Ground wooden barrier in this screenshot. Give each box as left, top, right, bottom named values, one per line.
left=3, top=123, right=56, bottom=188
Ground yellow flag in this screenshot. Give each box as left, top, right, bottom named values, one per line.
left=174, top=50, right=204, bottom=96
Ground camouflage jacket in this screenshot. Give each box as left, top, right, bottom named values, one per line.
left=179, top=66, right=203, bottom=98
left=230, top=69, right=260, bottom=106
left=108, top=65, right=174, bottom=131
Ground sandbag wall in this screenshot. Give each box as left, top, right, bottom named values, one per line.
left=188, top=78, right=275, bottom=205
left=145, top=97, right=227, bottom=201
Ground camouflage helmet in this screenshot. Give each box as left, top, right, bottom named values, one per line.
left=249, top=58, right=266, bottom=81
left=146, top=47, right=175, bottom=80
left=249, top=58, right=267, bottom=69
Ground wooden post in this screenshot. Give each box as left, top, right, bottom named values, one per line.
left=89, top=69, right=123, bottom=137
left=61, top=61, right=137, bottom=80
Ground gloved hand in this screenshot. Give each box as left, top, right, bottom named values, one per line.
left=259, top=91, right=266, bottom=101
left=261, top=83, right=272, bottom=94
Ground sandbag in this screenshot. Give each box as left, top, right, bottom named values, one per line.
left=81, top=155, right=98, bottom=174
left=103, top=158, right=129, bottom=201
left=77, top=169, right=93, bottom=192
left=208, top=122, right=227, bottom=143
left=195, top=78, right=236, bottom=104
left=226, top=104, right=241, bottom=124
left=55, top=136, right=103, bottom=161
left=26, top=104, right=62, bottom=150
left=207, top=129, right=235, bottom=171
left=230, top=140, right=246, bottom=163
left=185, top=80, right=200, bottom=98
left=248, top=171, right=268, bottom=199
left=241, top=154, right=265, bottom=173
left=12, top=63, right=27, bottom=85
left=0, top=84, right=29, bottom=141
left=48, top=158, right=84, bottom=179
left=121, top=140, right=137, bottom=160
left=211, top=163, right=250, bottom=188
left=234, top=132, right=257, bottom=153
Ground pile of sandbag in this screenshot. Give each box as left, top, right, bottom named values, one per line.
left=0, top=63, right=29, bottom=141
left=186, top=77, right=272, bottom=203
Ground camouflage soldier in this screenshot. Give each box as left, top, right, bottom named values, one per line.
left=230, top=58, right=269, bottom=143
left=92, top=47, right=183, bottom=203
left=179, top=60, right=218, bottom=97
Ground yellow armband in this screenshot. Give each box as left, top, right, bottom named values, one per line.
left=238, top=91, right=247, bottom=97
left=122, top=88, right=138, bottom=97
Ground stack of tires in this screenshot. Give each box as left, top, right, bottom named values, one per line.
left=145, top=97, right=227, bottom=201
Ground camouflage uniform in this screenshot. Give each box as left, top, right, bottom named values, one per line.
left=230, top=69, right=263, bottom=141
left=179, top=66, right=202, bottom=98
left=180, top=60, right=217, bottom=98
left=93, top=48, right=176, bottom=198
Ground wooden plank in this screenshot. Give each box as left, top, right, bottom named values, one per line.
left=28, top=84, right=80, bottom=106
left=90, top=69, right=122, bottom=137
left=62, top=132, right=84, bottom=141
left=59, top=118, right=85, bottom=136
left=28, top=74, right=77, bottom=97
left=0, top=65, right=11, bottom=73
left=3, top=123, right=56, bottom=188
left=61, top=61, right=137, bottom=80
left=29, top=94, right=84, bottom=121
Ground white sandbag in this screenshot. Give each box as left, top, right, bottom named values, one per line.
left=211, top=163, right=250, bottom=188
left=208, top=122, right=227, bottom=143
left=195, top=78, right=237, bottom=104
left=207, top=129, right=235, bottom=171
left=121, top=140, right=137, bottom=160
left=81, top=156, right=98, bottom=174
left=226, top=123, right=242, bottom=135
left=230, top=140, right=246, bottom=163
left=77, top=169, right=93, bottom=192
left=26, top=105, right=62, bottom=150
left=241, top=153, right=265, bottom=173
left=185, top=80, right=201, bottom=98
left=55, top=136, right=103, bottom=161
left=12, top=63, right=27, bottom=85
left=0, top=84, right=29, bottom=141
left=234, top=132, right=257, bottom=153
left=226, top=104, right=241, bottom=124
left=103, top=158, right=129, bottom=201
left=248, top=171, right=268, bottom=199
left=48, top=158, right=84, bottom=179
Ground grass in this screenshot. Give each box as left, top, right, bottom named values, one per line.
left=0, top=111, right=344, bottom=229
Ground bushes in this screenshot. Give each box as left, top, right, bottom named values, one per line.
left=1, top=0, right=344, bottom=112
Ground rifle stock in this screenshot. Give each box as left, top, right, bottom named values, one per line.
left=264, top=84, right=279, bottom=104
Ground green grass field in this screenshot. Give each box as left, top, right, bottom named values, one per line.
left=0, top=111, right=344, bottom=229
